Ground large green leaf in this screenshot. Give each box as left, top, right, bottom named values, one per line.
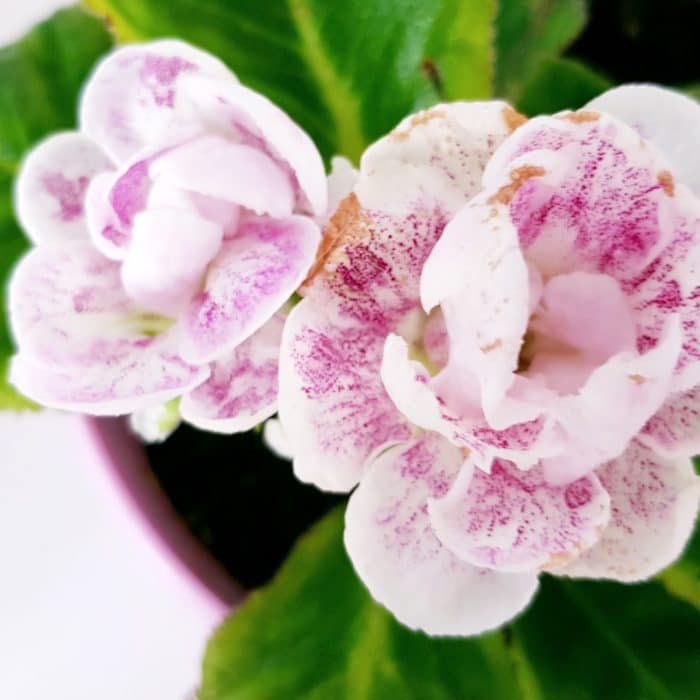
left=83, top=0, right=496, bottom=163
left=516, top=56, right=612, bottom=116
left=201, top=507, right=700, bottom=699
left=0, top=7, right=113, bottom=409
left=495, top=0, right=588, bottom=103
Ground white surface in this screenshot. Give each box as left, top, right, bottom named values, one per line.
left=0, top=0, right=73, bottom=46
left=0, top=411, right=227, bottom=700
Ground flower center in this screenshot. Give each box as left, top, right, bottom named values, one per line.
left=517, top=270, right=637, bottom=394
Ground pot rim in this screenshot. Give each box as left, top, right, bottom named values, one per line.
left=84, top=416, right=245, bottom=614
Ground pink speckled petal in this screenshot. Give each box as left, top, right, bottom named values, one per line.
left=356, top=101, right=517, bottom=214
left=121, top=207, right=223, bottom=316
left=9, top=341, right=207, bottom=416
left=421, top=196, right=535, bottom=428
left=344, top=434, right=539, bottom=636
left=149, top=135, right=294, bottom=217
left=15, top=132, right=113, bottom=244
left=587, top=84, right=700, bottom=194
left=8, top=241, right=207, bottom=413
left=429, top=460, right=610, bottom=573
left=624, top=191, right=700, bottom=392
left=80, top=40, right=235, bottom=162
left=84, top=171, right=128, bottom=260
left=484, top=112, right=700, bottom=388
left=381, top=334, right=559, bottom=472
left=186, top=77, right=326, bottom=216
left=526, top=272, right=637, bottom=394
left=180, top=314, right=283, bottom=433
left=84, top=156, right=154, bottom=260
left=278, top=103, right=519, bottom=493
left=278, top=299, right=410, bottom=493
left=639, top=387, right=700, bottom=457
left=180, top=214, right=320, bottom=364
left=542, top=316, right=682, bottom=485
left=556, top=440, right=700, bottom=582
left=483, top=112, right=674, bottom=279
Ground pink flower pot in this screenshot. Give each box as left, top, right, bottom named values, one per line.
left=0, top=411, right=243, bottom=700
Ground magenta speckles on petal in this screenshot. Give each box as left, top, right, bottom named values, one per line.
left=40, top=173, right=90, bottom=222
left=110, top=160, right=151, bottom=227
left=180, top=215, right=320, bottom=364
left=11, top=39, right=326, bottom=423
left=344, top=434, right=539, bottom=636
left=429, top=460, right=610, bottom=573
left=560, top=440, right=699, bottom=581
left=139, top=54, right=195, bottom=108
left=180, top=315, right=284, bottom=433
left=15, top=132, right=113, bottom=244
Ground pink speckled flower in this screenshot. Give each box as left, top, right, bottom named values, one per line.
left=9, top=40, right=326, bottom=432
left=278, top=86, right=700, bottom=636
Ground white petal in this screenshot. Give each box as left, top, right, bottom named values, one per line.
left=149, top=135, right=294, bottom=218
left=121, top=207, right=223, bottom=316
left=587, top=84, right=700, bottom=194
left=80, top=40, right=235, bottom=162
left=15, top=132, right=112, bottom=244
left=429, top=460, right=610, bottom=573
left=557, top=440, right=700, bottom=582
left=278, top=299, right=410, bottom=493
left=180, top=315, right=283, bottom=434
left=345, top=435, right=539, bottom=636
left=640, top=386, right=700, bottom=457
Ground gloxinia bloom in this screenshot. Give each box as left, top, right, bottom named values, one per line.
left=278, top=85, right=700, bottom=636
left=9, top=40, right=326, bottom=433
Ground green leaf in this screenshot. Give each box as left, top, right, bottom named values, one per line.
left=657, top=525, right=700, bottom=611
left=201, top=507, right=700, bottom=699
left=495, top=0, right=588, bottom=103
left=516, top=56, right=612, bottom=116
left=200, top=507, right=522, bottom=700
left=83, top=0, right=496, bottom=163
left=515, top=576, right=700, bottom=699
left=0, top=7, right=113, bottom=409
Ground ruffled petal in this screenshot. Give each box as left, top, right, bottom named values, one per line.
left=80, top=39, right=235, bottom=162
left=278, top=299, right=410, bottom=493
left=542, top=316, right=682, bottom=484
left=344, top=434, right=539, bottom=636
left=557, top=440, right=700, bottom=582
left=381, top=334, right=560, bottom=471
left=484, top=112, right=676, bottom=279
left=15, top=132, right=112, bottom=244
left=279, top=103, right=522, bottom=492
left=639, top=387, right=700, bottom=457
left=9, top=343, right=206, bottom=416
left=185, top=77, right=327, bottom=215
left=587, top=84, right=700, bottom=195
left=180, top=214, right=320, bottom=364
left=84, top=171, right=129, bottom=260
left=85, top=156, right=154, bottom=260
left=421, top=195, right=533, bottom=428
left=482, top=111, right=700, bottom=390
left=121, top=207, right=223, bottom=316
left=149, top=135, right=295, bottom=218
left=429, top=460, right=610, bottom=573
left=8, top=241, right=207, bottom=414
left=180, top=314, right=283, bottom=433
